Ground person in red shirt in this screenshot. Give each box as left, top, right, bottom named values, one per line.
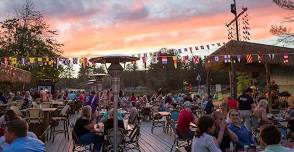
left=227, top=96, right=238, bottom=110
left=130, top=93, right=136, bottom=102
left=78, top=91, right=85, bottom=104
left=176, top=101, right=197, bottom=140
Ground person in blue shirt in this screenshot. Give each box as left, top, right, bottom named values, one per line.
left=67, top=91, right=77, bottom=100
left=0, top=92, right=7, bottom=104
left=3, top=119, right=45, bottom=152
left=227, top=109, right=255, bottom=149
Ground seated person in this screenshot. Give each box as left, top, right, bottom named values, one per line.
left=0, top=110, right=21, bottom=128
left=212, top=111, right=238, bottom=151
left=12, top=92, right=23, bottom=101
left=176, top=101, right=197, bottom=140
left=2, top=119, right=45, bottom=152
left=227, top=109, right=255, bottom=149
left=287, top=119, right=294, bottom=141
left=192, top=115, right=222, bottom=152
left=286, top=97, right=294, bottom=120
left=74, top=106, right=103, bottom=152
left=260, top=124, right=292, bottom=152
left=252, top=99, right=272, bottom=127
left=103, top=109, right=124, bottom=133
left=100, top=108, right=123, bottom=122
left=129, top=104, right=139, bottom=124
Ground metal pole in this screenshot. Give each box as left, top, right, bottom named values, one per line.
left=232, top=0, right=238, bottom=98
left=112, top=76, right=120, bottom=152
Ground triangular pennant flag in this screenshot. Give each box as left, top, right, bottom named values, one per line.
left=172, top=56, right=177, bottom=69
left=246, top=54, right=253, bottom=63
left=142, top=56, right=146, bottom=63
left=193, top=56, right=200, bottom=64
left=237, top=55, right=241, bottom=62
left=217, top=43, right=221, bottom=46
left=83, top=58, right=88, bottom=68
left=257, top=54, right=262, bottom=63
left=178, top=49, right=182, bottom=54
left=206, top=45, right=210, bottom=50
left=195, top=46, right=199, bottom=50
left=21, top=58, right=26, bottom=65
left=184, top=48, right=188, bottom=52
left=189, top=47, right=193, bottom=53
left=200, top=46, right=205, bottom=50
left=44, top=57, right=49, bottom=65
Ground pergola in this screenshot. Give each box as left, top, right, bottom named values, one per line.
left=0, top=64, right=31, bottom=83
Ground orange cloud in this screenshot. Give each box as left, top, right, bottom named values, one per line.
left=49, top=5, right=293, bottom=57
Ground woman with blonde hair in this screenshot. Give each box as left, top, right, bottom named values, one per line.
left=252, top=99, right=272, bottom=127
left=74, top=106, right=103, bottom=152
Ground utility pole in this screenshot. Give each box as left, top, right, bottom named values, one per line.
left=226, top=0, right=248, bottom=99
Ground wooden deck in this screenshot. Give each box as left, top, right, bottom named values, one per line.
left=45, top=115, right=187, bottom=152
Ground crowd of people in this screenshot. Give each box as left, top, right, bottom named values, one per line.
left=0, top=86, right=293, bottom=151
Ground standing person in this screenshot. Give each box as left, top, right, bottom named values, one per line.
left=12, top=92, right=23, bottom=101
left=176, top=101, right=197, bottom=140
left=78, top=91, right=85, bottom=104
left=2, top=119, right=45, bottom=152
left=237, top=88, right=254, bottom=129
left=130, top=93, right=136, bottom=103
left=260, top=124, right=292, bottom=152
left=40, top=88, right=49, bottom=102
left=212, top=111, right=238, bottom=151
left=204, top=95, right=214, bottom=114
left=192, top=115, right=222, bottom=152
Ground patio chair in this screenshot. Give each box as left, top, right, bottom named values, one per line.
left=150, top=105, right=165, bottom=133
left=26, top=108, right=42, bottom=124
left=103, top=128, right=125, bottom=152
left=166, top=110, right=179, bottom=134
left=41, top=102, right=52, bottom=108
left=170, top=124, right=191, bottom=152
left=70, top=123, right=93, bottom=152
left=50, top=105, right=70, bottom=142
left=124, top=124, right=141, bottom=152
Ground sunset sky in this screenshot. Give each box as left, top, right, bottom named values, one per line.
left=0, top=0, right=293, bottom=58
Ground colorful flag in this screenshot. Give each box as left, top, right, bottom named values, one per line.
left=193, top=56, right=200, bottom=64
left=37, top=57, right=43, bottom=66
left=284, top=53, right=289, bottom=64
left=183, top=55, right=189, bottom=64
left=21, top=58, right=26, bottom=65
left=206, top=45, right=210, bottom=50
left=195, top=46, right=199, bottom=50
left=178, top=49, right=182, bottom=54
left=224, top=55, right=231, bottom=63
left=246, top=54, right=253, bottom=63
left=29, top=57, right=35, bottom=65
left=73, top=58, right=78, bottom=64
left=214, top=56, right=219, bottom=62
left=189, top=47, right=193, bottom=53
left=184, top=48, right=188, bottom=52
left=237, top=55, right=241, bottom=62
left=200, top=46, right=204, bottom=50
left=161, top=56, right=167, bottom=64
left=172, top=56, right=177, bottom=69
left=257, top=54, right=262, bottom=63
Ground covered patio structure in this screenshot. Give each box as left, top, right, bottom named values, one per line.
left=0, top=63, right=31, bottom=83
left=206, top=40, right=294, bottom=109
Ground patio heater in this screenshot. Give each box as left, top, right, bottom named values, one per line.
left=89, top=55, right=138, bottom=152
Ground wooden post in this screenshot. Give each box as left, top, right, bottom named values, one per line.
left=265, top=63, right=272, bottom=111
